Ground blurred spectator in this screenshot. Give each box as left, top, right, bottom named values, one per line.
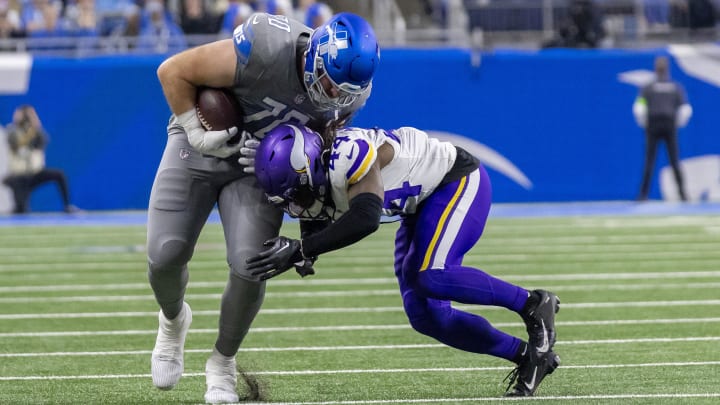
left=644, top=0, right=670, bottom=29
left=303, top=1, right=330, bottom=28
left=136, top=0, right=186, bottom=53
left=244, top=0, right=292, bottom=15
left=688, top=0, right=716, bottom=29
left=421, top=0, right=448, bottom=28
left=179, top=0, right=221, bottom=34
left=219, top=0, right=252, bottom=36
left=62, top=0, right=99, bottom=36
left=21, top=0, right=65, bottom=37
left=0, top=0, right=23, bottom=42
left=542, top=0, right=605, bottom=49
left=2, top=104, right=79, bottom=214
left=95, top=0, right=137, bottom=36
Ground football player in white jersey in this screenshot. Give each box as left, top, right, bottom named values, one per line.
left=247, top=124, right=561, bottom=397
left=147, top=13, right=379, bottom=403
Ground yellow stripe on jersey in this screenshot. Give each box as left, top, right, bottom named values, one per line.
left=420, top=175, right=467, bottom=271
left=348, top=145, right=377, bottom=185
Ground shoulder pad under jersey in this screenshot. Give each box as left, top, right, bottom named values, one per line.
left=328, top=133, right=377, bottom=186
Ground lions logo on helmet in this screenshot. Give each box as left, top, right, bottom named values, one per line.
left=304, top=12, right=380, bottom=111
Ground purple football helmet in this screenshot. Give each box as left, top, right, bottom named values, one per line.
left=254, top=124, right=329, bottom=218
left=303, top=12, right=380, bottom=111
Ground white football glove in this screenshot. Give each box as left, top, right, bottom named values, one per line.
left=238, top=137, right=260, bottom=174
left=176, top=110, right=243, bottom=158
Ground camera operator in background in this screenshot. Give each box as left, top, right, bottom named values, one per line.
left=2, top=104, right=79, bottom=214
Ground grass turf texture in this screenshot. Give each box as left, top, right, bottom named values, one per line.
left=1, top=214, right=719, bottom=404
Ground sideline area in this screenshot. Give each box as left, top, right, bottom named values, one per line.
left=2, top=200, right=720, bottom=227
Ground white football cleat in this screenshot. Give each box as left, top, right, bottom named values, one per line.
left=204, top=348, right=239, bottom=404
left=151, top=301, right=192, bottom=390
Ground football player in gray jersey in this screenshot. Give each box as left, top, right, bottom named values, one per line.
left=147, top=12, right=379, bottom=403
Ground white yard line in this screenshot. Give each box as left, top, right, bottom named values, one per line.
left=1, top=271, right=719, bottom=293
left=1, top=336, right=719, bottom=357
left=3, top=281, right=720, bottom=303
left=1, top=320, right=718, bottom=339
left=213, top=393, right=720, bottom=404
left=2, top=300, right=720, bottom=320
left=1, top=361, right=719, bottom=381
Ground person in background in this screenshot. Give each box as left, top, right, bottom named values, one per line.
left=633, top=55, right=692, bottom=201
left=136, top=0, right=186, bottom=53
left=2, top=104, right=79, bottom=214
left=0, top=0, right=23, bottom=43
left=179, top=0, right=221, bottom=35
left=218, top=0, right=252, bottom=37
left=303, top=1, right=331, bottom=28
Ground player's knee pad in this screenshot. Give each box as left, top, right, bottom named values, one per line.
left=147, top=238, right=193, bottom=275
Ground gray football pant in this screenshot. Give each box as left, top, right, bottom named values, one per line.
left=147, top=129, right=283, bottom=356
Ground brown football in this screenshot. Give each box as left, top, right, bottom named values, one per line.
left=195, top=87, right=244, bottom=144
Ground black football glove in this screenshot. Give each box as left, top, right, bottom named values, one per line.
left=294, top=257, right=316, bottom=277
left=247, top=236, right=307, bottom=280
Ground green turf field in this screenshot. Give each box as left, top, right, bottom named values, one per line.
left=1, top=214, right=719, bottom=404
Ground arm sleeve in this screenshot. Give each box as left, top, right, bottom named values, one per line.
left=301, top=193, right=383, bottom=258
left=299, top=218, right=331, bottom=240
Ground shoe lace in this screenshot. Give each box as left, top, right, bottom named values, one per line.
left=503, top=365, right=521, bottom=393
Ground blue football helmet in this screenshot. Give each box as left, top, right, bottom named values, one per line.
left=304, top=12, right=380, bottom=111
left=254, top=124, right=329, bottom=219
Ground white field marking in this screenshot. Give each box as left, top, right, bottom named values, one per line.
left=1, top=336, right=719, bottom=357
left=2, top=270, right=720, bottom=294
left=0, top=278, right=398, bottom=293
left=1, top=233, right=719, bottom=255
left=1, top=319, right=719, bottom=339
left=1, top=361, right=719, bottom=381
left=2, top=300, right=720, bottom=320
left=234, top=393, right=720, bottom=405
left=219, top=392, right=720, bottom=404
left=6, top=281, right=720, bottom=304
left=4, top=281, right=720, bottom=304
left=2, top=248, right=719, bottom=270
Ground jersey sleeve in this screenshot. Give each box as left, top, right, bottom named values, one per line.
left=329, top=136, right=378, bottom=187
left=232, top=15, right=258, bottom=69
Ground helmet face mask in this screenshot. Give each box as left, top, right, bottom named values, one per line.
left=304, top=12, right=379, bottom=111
left=255, top=124, right=330, bottom=220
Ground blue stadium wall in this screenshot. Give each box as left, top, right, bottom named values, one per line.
left=0, top=46, right=718, bottom=212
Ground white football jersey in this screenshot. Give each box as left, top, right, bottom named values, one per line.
left=327, top=127, right=457, bottom=218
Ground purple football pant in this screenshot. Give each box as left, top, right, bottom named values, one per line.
left=394, top=165, right=528, bottom=362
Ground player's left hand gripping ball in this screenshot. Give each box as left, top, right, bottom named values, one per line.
left=247, top=236, right=306, bottom=280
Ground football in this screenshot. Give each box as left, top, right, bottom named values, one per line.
left=195, top=86, right=244, bottom=145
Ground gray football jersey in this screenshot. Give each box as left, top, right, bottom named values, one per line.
left=230, top=13, right=369, bottom=138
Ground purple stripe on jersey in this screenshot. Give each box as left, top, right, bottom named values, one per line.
left=346, top=139, right=370, bottom=180
left=386, top=130, right=401, bottom=144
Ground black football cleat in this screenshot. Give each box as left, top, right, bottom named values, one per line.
left=504, top=350, right=560, bottom=397
left=522, top=289, right=560, bottom=355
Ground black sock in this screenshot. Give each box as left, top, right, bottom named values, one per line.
left=521, top=290, right=540, bottom=317
left=513, top=342, right=529, bottom=364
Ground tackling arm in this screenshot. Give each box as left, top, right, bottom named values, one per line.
left=300, top=161, right=384, bottom=258
left=246, top=161, right=384, bottom=280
